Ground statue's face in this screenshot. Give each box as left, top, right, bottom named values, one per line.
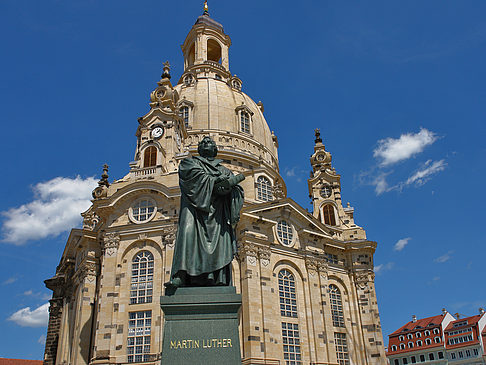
left=198, top=137, right=218, bottom=158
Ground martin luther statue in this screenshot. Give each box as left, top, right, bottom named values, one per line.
left=165, top=136, right=245, bottom=289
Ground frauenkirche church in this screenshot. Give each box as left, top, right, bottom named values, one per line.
left=43, top=4, right=387, bottom=365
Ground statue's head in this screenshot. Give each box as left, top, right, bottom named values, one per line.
left=198, top=136, right=218, bottom=159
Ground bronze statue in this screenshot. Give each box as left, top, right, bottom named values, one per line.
left=165, top=137, right=245, bottom=290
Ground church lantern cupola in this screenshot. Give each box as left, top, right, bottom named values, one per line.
left=181, top=1, right=232, bottom=76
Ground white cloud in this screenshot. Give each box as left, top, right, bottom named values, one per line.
left=374, top=128, right=438, bottom=166
left=373, top=173, right=390, bottom=195
left=23, top=290, right=33, bottom=296
left=434, top=250, right=454, bottom=263
left=38, top=335, right=46, bottom=344
left=2, top=277, right=18, bottom=285
left=404, top=159, right=447, bottom=186
left=7, top=302, right=49, bottom=327
left=394, top=237, right=411, bottom=251
left=1, top=176, right=97, bottom=245
left=374, top=262, right=394, bottom=274
left=285, top=167, right=296, bottom=177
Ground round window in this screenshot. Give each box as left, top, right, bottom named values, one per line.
left=129, top=198, right=157, bottom=224
left=184, top=74, right=194, bottom=86
left=320, top=184, right=332, bottom=198
left=277, top=220, right=294, bottom=246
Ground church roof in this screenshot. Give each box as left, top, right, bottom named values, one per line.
left=0, top=359, right=43, bottom=365
left=195, top=14, right=223, bottom=31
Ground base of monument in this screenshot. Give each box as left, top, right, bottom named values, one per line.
left=160, top=286, right=242, bottom=365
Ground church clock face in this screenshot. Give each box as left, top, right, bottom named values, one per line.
left=151, top=126, right=164, bottom=139
left=320, top=184, right=332, bottom=198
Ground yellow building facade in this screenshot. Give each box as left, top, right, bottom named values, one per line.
left=43, top=8, right=387, bottom=365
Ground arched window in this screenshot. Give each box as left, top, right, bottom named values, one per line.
left=130, top=251, right=154, bottom=304
left=417, top=340, right=423, bottom=346
left=240, top=111, right=250, bottom=133
left=143, top=146, right=157, bottom=168
left=425, top=338, right=431, bottom=345
left=400, top=343, right=405, bottom=350
left=180, top=106, right=190, bottom=128
left=207, top=39, right=221, bottom=63
left=407, top=334, right=413, bottom=339
left=183, top=74, right=194, bottom=86
left=416, top=332, right=422, bottom=338
left=434, top=336, right=441, bottom=343
left=257, top=176, right=273, bottom=201
left=408, top=342, right=414, bottom=348
left=278, top=269, right=297, bottom=318
left=323, top=204, right=336, bottom=226
left=329, top=285, right=345, bottom=327
left=391, top=345, right=397, bottom=351
left=277, top=220, right=293, bottom=246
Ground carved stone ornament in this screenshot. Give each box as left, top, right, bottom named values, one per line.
left=103, top=232, right=120, bottom=256
left=82, top=210, right=100, bottom=231
left=273, top=180, right=285, bottom=199
left=74, top=260, right=97, bottom=283
left=354, top=271, right=372, bottom=290
left=162, top=225, right=177, bottom=248
left=236, top=242, right=258, bottom=266
left=258, top=246, right=271, bottom=267
left=305, top=257, right=328, bottom=278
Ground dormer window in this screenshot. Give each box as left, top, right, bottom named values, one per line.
left=143, top=146, right=157, bottom=168
left=183, top=74, right=194, bottom=86
left=232, top=80, right=241, bottom=90
left=240, top=111, right=250, bottom=133
left=256, top=176, right=273, bottom=202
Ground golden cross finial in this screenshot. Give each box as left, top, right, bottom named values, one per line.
left=203, top=0, right=209, bottom=15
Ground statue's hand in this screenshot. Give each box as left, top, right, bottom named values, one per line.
left=227, top=173, right=245, bottom=187
left=214, top=179, right=231, bottom=195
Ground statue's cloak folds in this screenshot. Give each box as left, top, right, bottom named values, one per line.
left=171, top=156, right=244, bottom=278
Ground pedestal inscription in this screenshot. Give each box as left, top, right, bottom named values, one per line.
left=160, top=286, right=242, bottom=365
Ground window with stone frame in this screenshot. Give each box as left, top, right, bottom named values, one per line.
left=127, top=310, right=151, bottom=363
left=143, top=146, right=157, bottom=168
left=240, top=111, right=250, bottom=133
left=334, top=332, right=350, bottom=365
left=256, top=175, right=273, bottom=201
left=323, top=204, right=336, bottom=226
left=278, top=269, right=297, bottom=318
left=329, top=285, right=345, bottom=327
left=130, top=251, right=154, bottom=304
left=281, top=322, right=302, bottom=365
left=180, top=106, right=190, bottom=129
left=277, top=220, right=293, bottom=246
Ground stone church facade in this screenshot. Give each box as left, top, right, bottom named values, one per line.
left=43, top=7, right=387, bottom=365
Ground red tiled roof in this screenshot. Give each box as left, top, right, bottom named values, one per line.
left=444, top=313, right=484, bottom=332
left=390, top=314, right=445, bottom=335
left=0, top=359, right=43, bottom=365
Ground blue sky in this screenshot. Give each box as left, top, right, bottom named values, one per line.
left=1, top=0, right=485, bottom=360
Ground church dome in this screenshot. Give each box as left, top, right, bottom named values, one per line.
left=173, top=11, right=280, bottom=175
left=174, top=78, right=278, bottom=170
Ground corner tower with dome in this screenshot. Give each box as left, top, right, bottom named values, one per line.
left=43, top=5, right=387, bottom=365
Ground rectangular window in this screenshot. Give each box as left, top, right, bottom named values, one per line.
left=411, top=355, right=416, bottom=363
left=473, top=348, right=479, bottom=356
left=403, top=358, right=408, bottom=364
left=458, top=351, right=463, bottom=358
left=429, top=353, right=434, bottom=361
left=240, top=112, right=250, bottom=133
left=334, top=332, right=350, bottom=365
left=465, top=349, right=471, bottom=357
left=451, top=352, right=456, bottom=359
left=420, top=354, right=425, bottom=362
left=281, top=322, right=301, bottom=365
left=128, top=311, right=151, bottom=363
left=394, top=360, right=399, bottom=365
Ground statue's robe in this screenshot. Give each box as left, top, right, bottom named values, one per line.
left=170, top=155, right=244, bottom=286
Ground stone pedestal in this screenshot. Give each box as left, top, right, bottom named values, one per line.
left=160, top=286, right=242, bottom=365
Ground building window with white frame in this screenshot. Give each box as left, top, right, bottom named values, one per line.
left=127, top=310, right=152, bottom=363
left=434, top=336, right=441, bottom=343
left=408, top=342, right=413, bottom=348
left=240, top=111, right=250, bottom=133
left=323, top=204, right=336, bottom=226
left=391, top=345, right=397, bottom=351
left=281, top=322, right=302, bottom=364
left=130, top=251, right=154, bottom=304
left=433, top=328, right=439, bottom=334
left=329, top=285, right=345, bottom=328
left=277, top=220, right=293, bottom=246
left=400, top=344, right=405, bottom=350
left=416, top=340, right=422, bottom=346
left=334, top=332, right=350, bottom=365
left=278, top=269, right=297, bottom=318
left=256, top=175, right=273, bottom=201
left=425, top=338, right=431, bottom=345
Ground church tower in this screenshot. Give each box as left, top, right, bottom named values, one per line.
left=43, top=4, right=386, bottom=365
